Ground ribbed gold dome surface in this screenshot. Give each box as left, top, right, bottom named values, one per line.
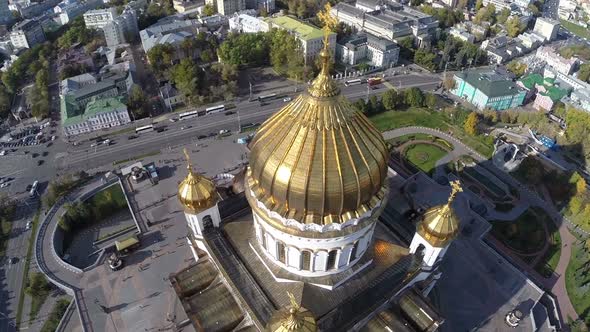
left=178, top=149, right=217, bottom=213
left=246, top=46, right=388, bottom=226
left=417, top=181, right=462, bottom=247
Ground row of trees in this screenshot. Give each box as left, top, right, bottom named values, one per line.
left=30, top=63, right=51, bottom=119
left=58, top=186, right=127, bottom=233
left=352, top=87, right=437, bottom=115
left=147, top=32, right=219, bottom=75
left=420, top=5, right=464, bottom=29
left=436, top=35, right=487, bottom=71
left=218, top=30, right=307, bottom=80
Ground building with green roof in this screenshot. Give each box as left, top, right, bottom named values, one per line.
left=62, top=97, right=130, bottom=137
left=451, top=70, right=526, bottom=110
left=265, top=16, right=336, bottom=63
left=517, top=73, right=571, bottom=111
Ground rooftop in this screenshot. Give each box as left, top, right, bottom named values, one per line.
left=455, top=70, right=525, bottom=98
left=266, top=16, right=331, bottom=41
left=61, top=96, right=126, bottom=127
left=519, top=73, right=571, bottom=101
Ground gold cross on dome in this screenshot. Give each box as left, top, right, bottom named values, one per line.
left=183, top=148, right=193, bottom=170
left=317, top=3, right=338, bottom=46
left=449, top=180, right=463, bottom=201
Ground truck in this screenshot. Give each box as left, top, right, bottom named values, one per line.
left=367, top=77, right=383, bottom=86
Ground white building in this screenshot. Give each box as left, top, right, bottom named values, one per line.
left=228, top=13, right=265, bottom=33
left=533, top=17, right=560, bottom=42
left=536, top=46, right=578, bottom=75
left=159, top=83, right=185, bottom=110
left=83, top=7, right=117, bottom=29
left=61, top=97, right=131, bottom=137
left=10, top=19, right=45, bottom=49
left=367, top=34, right=399, bottom=68
left=336, top=34, right=368, bottom=66
left=103, top=6, right=139, bottom=46
left=216, top=0, right=245, bottom=16
left=264, top=16, right=336, bottom=64
left=331, top=2, right=439, bottom=47
left=449, top=26, right=475, bottom=43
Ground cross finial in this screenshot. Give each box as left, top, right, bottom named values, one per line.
left=448, top=180, right=463, bottom=203
left=287, top=291, right=300, bottom=311
left=317, top=3, right=338, bottom=49
left=183, top=148, right=193, bottom=171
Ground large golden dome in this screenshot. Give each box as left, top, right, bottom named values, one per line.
left=417, top=181, right=462, bottom=247
left=246, top=44, right=389, bottom=227
left=178, top=149, right=217, bottom=213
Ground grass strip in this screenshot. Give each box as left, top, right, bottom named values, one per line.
left=15, top=207, right=40, bottom=328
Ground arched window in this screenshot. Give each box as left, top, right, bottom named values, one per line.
left=301, top=251, right=311, bottom=271
left=277, top=241, right=286, bottom=264
left=202, top=215, right=213, bottom=230
left=261, top=232, right=267, bottom=250
left=326, top=249, right=338, bottom=270
left=349, top=241, right=359, bottom=263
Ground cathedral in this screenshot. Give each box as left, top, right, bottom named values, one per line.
left=170, top=31, right=463, bottom=332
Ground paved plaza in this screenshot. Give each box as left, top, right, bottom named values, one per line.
left=59, top=138, right=248, bottom=331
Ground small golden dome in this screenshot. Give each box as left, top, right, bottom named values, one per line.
left=178, top=149, right=217, bottom=213
left=417, top=181, right=462, bottom=247
left=266, top=293, right=317, bottom=332
left=246, top=24, right=388, bottom=226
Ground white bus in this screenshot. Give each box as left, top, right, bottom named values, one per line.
left=135, top=124, right=154, bottom=134
left=30, top=180, right=38, bottom=197
left=205, top=104, right=225, bottom=114
left=344, top=79, right=362, bottom=86
left=258, top=93, right=277, bottom=102
left=179, top=110, right=199, bottom=120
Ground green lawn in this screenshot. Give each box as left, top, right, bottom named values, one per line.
left=560, top=19, right=590, bottom=40
left=534, top=229, right=562, bottom=277
left=403, top=143, right=449, bottom=175
left=370, top=108, right=449, bottom=132
left=565, top=240, right=590, bottom=323
left=87, top=184, right=126, bottom=208
left=490, top=209, right=547, bottom=254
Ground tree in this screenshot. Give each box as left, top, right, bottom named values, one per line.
left=382, top=89, right=403, bottom=110
left=0, top=84, right=11, bottom=120
left=410, top=0, right=424, bottom=6
left=578, top=64, right=590, bottom=83
left=506, top=16, right=525, bottom=37
left=26, top=272, right=51, bottom=297
left=570, top=195, right=584, bottom=215
left=506, top=60, right=527, bottom=78
left=169, top=59, right=202, bottom=102
left=475, top=0, right=484, bottom=10
left=464, top=112, right=480, bottom=135
left=127, top=85, right=147, bottom=118
left=458, top=0, right=468, bottom=8
left=425, top=93, right=437, bottom=109
left=405, top=87, right=424, bottom=107
left=414, top=48, right=436, bottom=71
left=497, top=8, right=511, bottom=24
left=202, top=4, right=216, bottom=16
left=528, top=3, right=540, bottom=16
left=443, top=77, right=456, bottom=91
left=217, top=32, right=269, bottom=66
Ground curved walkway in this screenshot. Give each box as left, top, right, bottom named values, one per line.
left=35, top=177, right=119, bottom=332
left=383, top=126, right=579, bottom=323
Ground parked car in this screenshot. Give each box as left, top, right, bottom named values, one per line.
left=26, top=221, right=32, bottom=230
left=283, top=97, right=292, bottom=102
left=37, top=160, right=44, bottom=166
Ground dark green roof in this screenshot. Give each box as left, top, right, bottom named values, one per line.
left=519, top=73, right=570, bottom=102
left=455, top=70, right=524, bottom=98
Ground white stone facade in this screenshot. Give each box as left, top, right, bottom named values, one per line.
left=252, top=211, right=375, bottom=277
left=532, top=17, right=559, bottom=42
left=409, top=232, right=448, bottom=267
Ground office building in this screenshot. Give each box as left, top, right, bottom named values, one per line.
left=61, top=97, right=131, bottom=136
left=103, top=6, right=139, bottom=46
left=452, top=69, right=526, bottom=110
left=83, top=7, right=117, bottom=29
left=10, top=19, right=45, bottom=49
left=536, top=46, right=578, bottom=75
left=216, top=0, right=245, bottom=16
left=331, top=2, right=438, bottom=47
left=533, top=17, right=560, bottom=42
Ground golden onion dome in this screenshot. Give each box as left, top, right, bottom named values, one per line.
left=246, top=32, right=388, bottom=227
left=266, top=293, right=317, bottom=332
left=178, top=149, right=217, bottom=213
left=417, top=181, right=463, bottom=247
